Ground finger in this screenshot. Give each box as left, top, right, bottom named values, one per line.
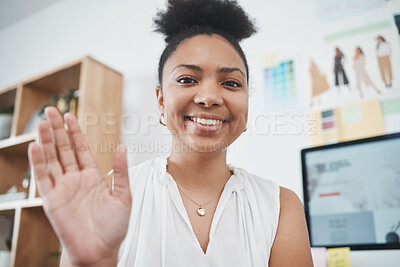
left=112, top=145, right=131, bottom=199
left=38, top=120, right=63, bottom=178
left=64, top=113, right=97, bottom=169
left=28, top=142, right=53, bottom=196
left=45, top=107, right=78, bottom=172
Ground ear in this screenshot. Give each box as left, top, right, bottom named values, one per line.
left=156, top=86, right=164, bottom=114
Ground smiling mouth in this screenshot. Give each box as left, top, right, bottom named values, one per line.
left=185, top=116, right=228, bottom=126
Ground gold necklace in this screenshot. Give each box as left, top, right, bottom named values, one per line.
left=175, top=172, right=231, bottom=216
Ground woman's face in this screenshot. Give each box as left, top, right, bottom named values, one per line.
left=157, top=34, right=248, bottom=153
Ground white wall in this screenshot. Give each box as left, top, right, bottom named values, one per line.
left=0, top=0, right=399, bottom=265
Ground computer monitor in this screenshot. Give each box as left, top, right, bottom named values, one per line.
left=301, top=133, right=400, bottom=250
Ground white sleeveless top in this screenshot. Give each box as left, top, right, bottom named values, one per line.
left=117, top=156, right=280, bottom=267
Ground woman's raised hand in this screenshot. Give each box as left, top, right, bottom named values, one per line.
left=28, top=107, right=132, bottom=266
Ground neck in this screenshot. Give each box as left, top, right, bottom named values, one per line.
left=167, top=144, right=231, bottom=194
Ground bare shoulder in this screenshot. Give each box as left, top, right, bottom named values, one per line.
left=269, top=187, right=314, bottom=267
left=280, top=187, right=303, bottom=211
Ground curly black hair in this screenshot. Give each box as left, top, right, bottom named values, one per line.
left=153, top=0, right=257, bottom=86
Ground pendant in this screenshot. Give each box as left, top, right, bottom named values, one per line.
left=197, top=207, right=206, bottom=216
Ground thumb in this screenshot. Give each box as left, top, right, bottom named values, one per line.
left=112, top=145, right=131, bottom=199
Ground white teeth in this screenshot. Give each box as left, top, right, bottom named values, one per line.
left=190, top=117, right=223, bottom=126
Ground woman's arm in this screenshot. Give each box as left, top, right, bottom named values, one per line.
left=269, top=187, right=314, bottom=267
left=60, top=247, right=119, bottom=267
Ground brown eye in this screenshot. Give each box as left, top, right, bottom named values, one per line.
left=222, top=80, right=242, bottom=88
left=177, top=77, right=197, bottom=84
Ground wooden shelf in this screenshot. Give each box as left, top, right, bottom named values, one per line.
left=0, top=56, right=123, bottom=267
left=0, top=132, right=36, bottom=150
left=0, top=198, right=43, bottom=212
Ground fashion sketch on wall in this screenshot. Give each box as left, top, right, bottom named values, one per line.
left=353, top=46, right=381, bottom=99
left=334, top=47, right=351, bottom=93
left=310, top=60, right=330, bottom=106
left=394, top=14, right=400, bottom=35
left=376, top=35, right=393, bottom=88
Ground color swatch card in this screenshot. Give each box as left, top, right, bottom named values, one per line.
left=311, top=109, right=339, bottom=146
left=263, top=59, right=297, bottom=111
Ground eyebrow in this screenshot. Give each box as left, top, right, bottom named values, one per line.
left=171, top=64, right=202, bottom=73
left=218, top=67, right=246, bottom=78
left=171, top=64, right=246, bottom=78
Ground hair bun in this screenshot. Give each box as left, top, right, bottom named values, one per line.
left=154, top=0, right=257, bottom=43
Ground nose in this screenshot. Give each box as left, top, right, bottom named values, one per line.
left=194, top=82, right=223, bottom=107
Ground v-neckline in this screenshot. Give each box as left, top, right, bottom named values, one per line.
left=163, top=161, right=237, bottom=256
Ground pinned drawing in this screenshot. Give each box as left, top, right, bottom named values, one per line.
left=376, top=35, right=393, bottom=88
left=353, top=46, right=381, bottom=98
left=394, top=14, right=400, bottom=35
left=309, top=60, right=330, bottom=107
left=334, top=47, right=351, bottom=93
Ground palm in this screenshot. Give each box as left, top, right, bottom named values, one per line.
left=28, top=107, right=131, bottom=265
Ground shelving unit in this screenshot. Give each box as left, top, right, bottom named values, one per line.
left=0, top=56, right=123, bottom=266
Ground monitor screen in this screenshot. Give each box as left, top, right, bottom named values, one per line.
left=301, top=133, right=400, bottom=250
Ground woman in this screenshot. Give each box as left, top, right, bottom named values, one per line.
left=353, top=46, right=381, bottom=98
left=376, top=35, right=393, bottom=88
left=334, top=47, right=350, bottom=93
left=28, top=1, right=313, bottom=266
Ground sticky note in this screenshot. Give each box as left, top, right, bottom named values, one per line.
left=342, top=106, right=363, bottom=125
left=262, top=52, right=279, bottom=68
left=336, top=99, right=384, bottom=142
left=327, top=247, right=352, bottom=267
left=381, top=98, right=400, bottom=115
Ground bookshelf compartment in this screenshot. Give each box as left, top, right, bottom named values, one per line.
left=0, top=209, right=13, bottom=267
left=14, top=207, right=60, bottom=267
left=0, top=209, right=14, bottom=250
left=0, top=88, right=17, bottom=140
left=15, top=64, right=81, bottom=136
left=0, top=141, right=31, bottom=197
left=24, top=63, right=81, bottom=95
